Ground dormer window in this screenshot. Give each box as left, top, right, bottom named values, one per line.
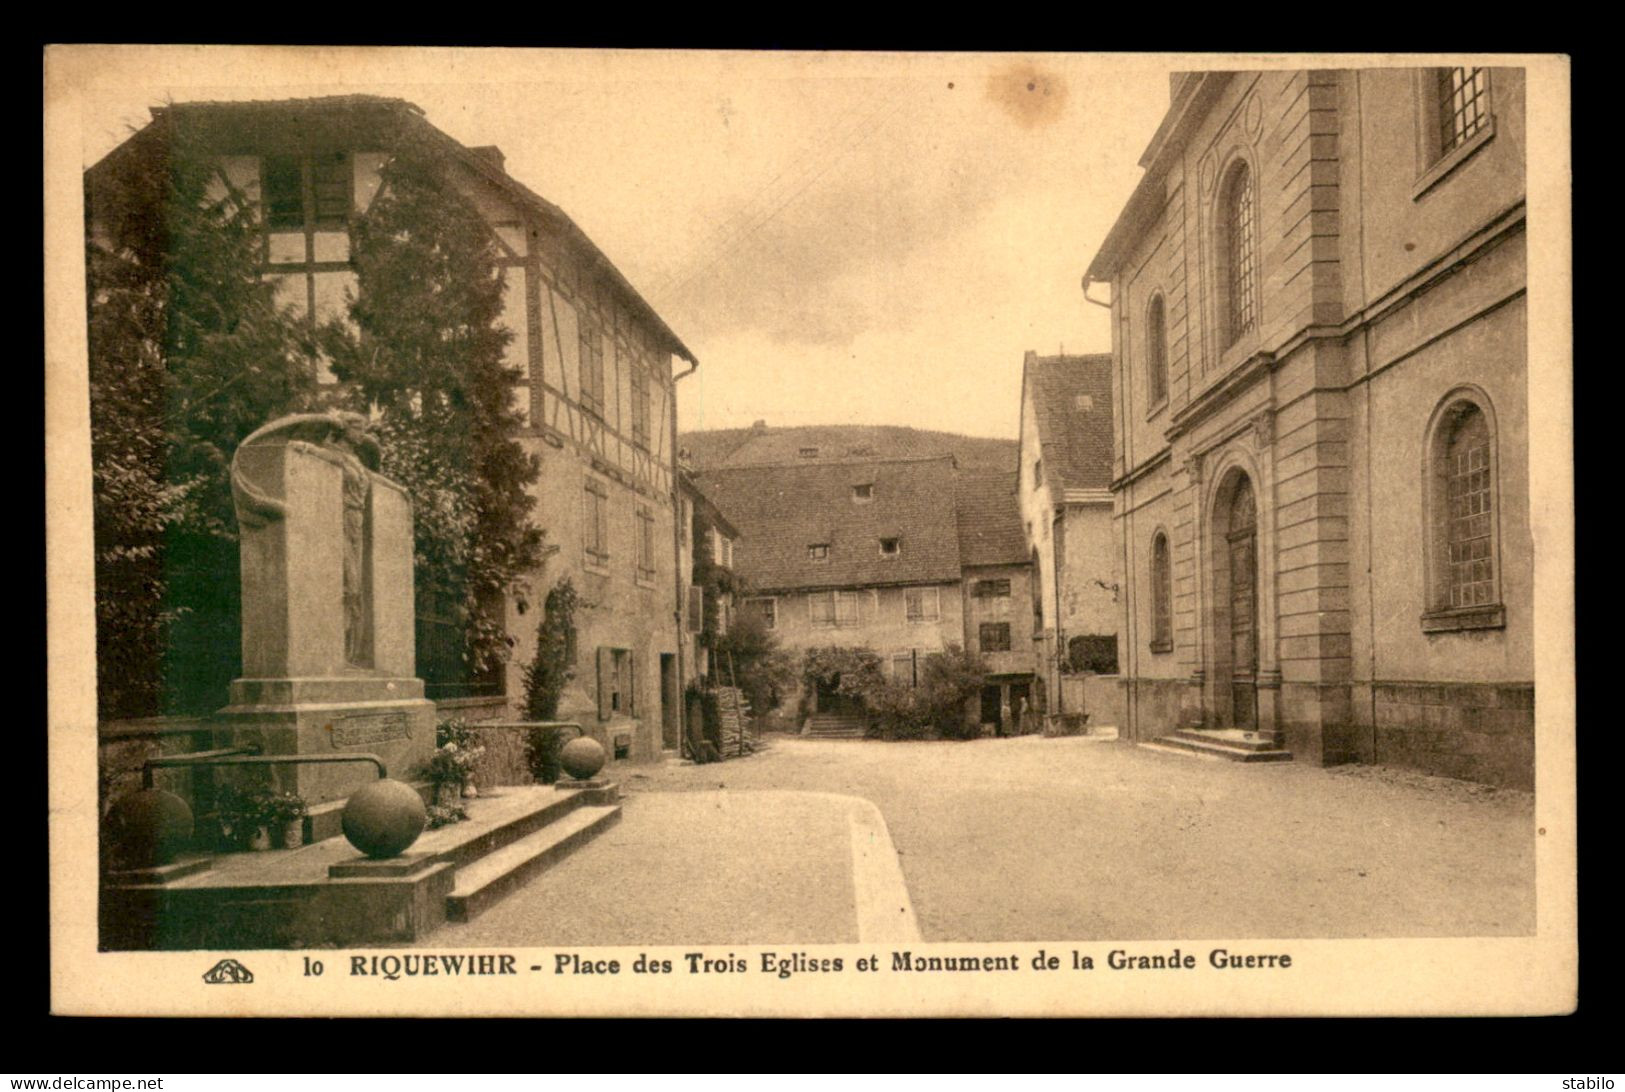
left=808, top=543, right=830, bottom=561
left=879, top=537, right=901, bottom=557
left=852, top=483, right=874, bottom=503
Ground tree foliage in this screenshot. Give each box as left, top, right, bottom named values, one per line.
left=712, top=606, right=795, bottom=716
left=87, top=141, right=315, bottom=716
left=319, top=150, right=544, bottom=683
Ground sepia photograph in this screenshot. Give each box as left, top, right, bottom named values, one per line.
left=44, top=46, right=1575, bottom=1017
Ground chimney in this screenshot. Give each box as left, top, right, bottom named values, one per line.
left=752, top=419, right=768, bottom=431
left=469, top=145, right=506, bottom=173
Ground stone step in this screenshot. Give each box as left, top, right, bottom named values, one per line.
left=445, top=804, right=622, bottom=923
left=432, top=789, right=591, bottom=870
left=1145, top=735, right=1294, bottom=763
left=1166, top=729, right=1280, bottom=753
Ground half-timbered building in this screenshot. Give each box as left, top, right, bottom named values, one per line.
left=86, top=96, right=697, bottom=764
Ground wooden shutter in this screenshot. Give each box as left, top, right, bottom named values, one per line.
left=596, top=646, right=611, bottom=721
left=687, top=585, right=704, bottom=633
left=626, top=649, right=637, bottom=717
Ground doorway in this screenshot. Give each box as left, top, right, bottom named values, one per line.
left=660, top=653, right=679, bottom=750
left=1215, top=474, right=1261, bottom=728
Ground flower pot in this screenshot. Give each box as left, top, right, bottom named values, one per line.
left=248, top=826, right=272, bottom=852
left=462, top=779, right=478, bottom=800
left=280, top=819, right=304, bottom=849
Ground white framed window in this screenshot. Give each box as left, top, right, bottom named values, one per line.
left=904, top=586, right=940, bottom=624
left=808, top=543, right=830, bottom=561
left=891, top=651, right=917, bottom=686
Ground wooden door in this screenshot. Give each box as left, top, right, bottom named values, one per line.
left=1227, top=481, right=1258, bottom=730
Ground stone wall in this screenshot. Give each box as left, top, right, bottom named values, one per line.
left=1366, top=681, right=1534, bottom=790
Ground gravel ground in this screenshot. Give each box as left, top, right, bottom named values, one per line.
left=418, top=789, right=861, bottom=947
left=619, top=734, right=1536, bottom=942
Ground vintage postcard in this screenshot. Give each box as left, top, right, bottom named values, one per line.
left=45, top=46, right=1575, bottom=1018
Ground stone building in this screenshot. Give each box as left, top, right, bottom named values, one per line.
left=1083, top=68, right=1531, bottom=787
left=696, top=453, right=1041, bottom=734
left=1016, top=352, right=1120, bottom=715
left=85, top=96, right=697, bottom=765
left=955, top=469, right=1040, bottom=735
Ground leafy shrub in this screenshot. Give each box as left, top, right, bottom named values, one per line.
left=1066, top=634, right=1119, bottom=675
left=525, top=725, right=568, bottom=784
left=522, top=579, right=578, bottom=721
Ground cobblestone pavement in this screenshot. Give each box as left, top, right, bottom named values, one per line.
left=616, top=734, right=1535, bottom=942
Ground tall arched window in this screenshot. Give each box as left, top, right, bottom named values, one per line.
left=1147, top=294, right=1168, bottom=407
left=1150, top=531, right=1173, bottom=652
left=1423, top=391, right=1504, bottom=632
left=1221, top=161, right=1257, bottom=346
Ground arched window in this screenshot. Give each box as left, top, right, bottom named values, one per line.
left=1423, top=392, right=1504, bottom=632
left=1150, top=531, right=1173, bottom=652
left=1220, top=161, right=1257, bottom=346
left=1147, top=294, right=1168, bottom=407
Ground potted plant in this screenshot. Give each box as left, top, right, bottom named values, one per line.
left=215, top=784, right=272, bottom=852
left=266, top=791, right=308, bottom=849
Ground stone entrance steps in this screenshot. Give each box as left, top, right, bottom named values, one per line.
left=447, top=803, right=620, bottom=922
left=805, top=714, right=868, bottom=740
left=1142, top=729, right=1293, bottom=764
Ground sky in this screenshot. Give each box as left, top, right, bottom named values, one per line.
left=69, top=47, right=1175, bottom=441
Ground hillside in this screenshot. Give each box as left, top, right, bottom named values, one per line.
left=679, top=423, right=1018, bottom=473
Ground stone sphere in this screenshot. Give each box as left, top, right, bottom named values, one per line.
left=560, top=736, right=607, bottom=780
left=341, top=779, right=428, bottom=858
left=106, top=788, right=194, bottom=867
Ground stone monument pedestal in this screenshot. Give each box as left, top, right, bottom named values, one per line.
left=213, top=416, right=435, bottom=805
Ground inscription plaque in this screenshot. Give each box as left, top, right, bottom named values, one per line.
left=329, top=712, right=410, bottom=748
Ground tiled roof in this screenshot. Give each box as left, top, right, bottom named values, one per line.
left=680, top=424, right=1017, bottom=473
left=696, top=456, right=963, bottom=593
left=1025, top=353, right=1114, bottom=494
left=955, top=469, right=1029, bottom=567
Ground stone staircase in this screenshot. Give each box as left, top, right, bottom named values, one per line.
left=804, top=712, right=869, bottom=740
left=1140, top=728, right=1293, bottom=764
left=102, top=781, right=621, bottom=949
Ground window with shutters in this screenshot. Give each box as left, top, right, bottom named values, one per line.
left=810, top=589, right=861, bottom=629
left=635, top=504, right=656, bottom=584
left=686, top=585, right=705, bottom=633
left=583, top=478, right=610, bottom=568
left=579, top=316, right=606, bottom=417
left=904, top=586, right=940, bottom=624
left=597, top=646, right=635, bottom=720
left=630, top=359, right=650, bottom=448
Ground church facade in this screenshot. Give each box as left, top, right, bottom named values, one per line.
left=1084, top=68, right=1532, bottom=787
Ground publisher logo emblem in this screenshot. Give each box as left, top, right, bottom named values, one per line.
left=203, top=958, right=255, bottom=984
